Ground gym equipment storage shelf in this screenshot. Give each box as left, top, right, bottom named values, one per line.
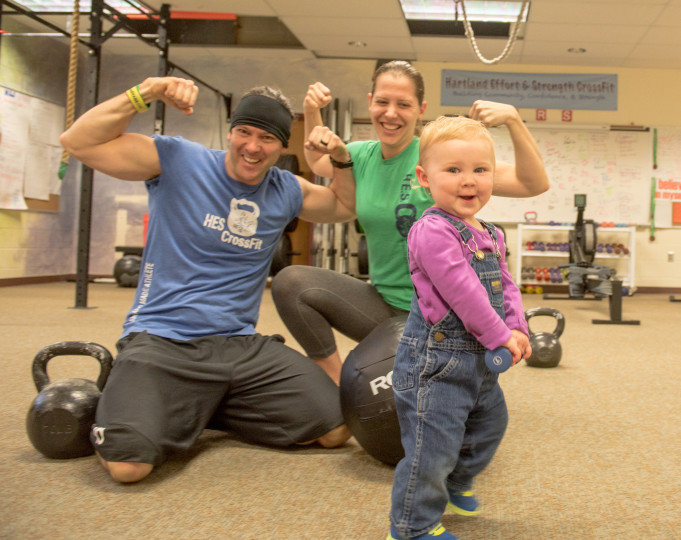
left=515, top=224, right=636, bottom=293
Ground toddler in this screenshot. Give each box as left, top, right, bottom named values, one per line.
left=387, top=116, right=532, bottom=540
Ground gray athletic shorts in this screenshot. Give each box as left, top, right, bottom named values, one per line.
left=90, top=331, right=344, bottom=465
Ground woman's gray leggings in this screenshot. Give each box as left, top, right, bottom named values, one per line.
left=271, top=266, right=407, bottom=359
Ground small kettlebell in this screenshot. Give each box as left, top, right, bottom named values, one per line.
left=26, top=341, right=113, bottom=459
left=525, top=307, right=565, bottom=368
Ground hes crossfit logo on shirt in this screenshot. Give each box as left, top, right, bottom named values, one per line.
left=395, top=173, right=418, bottom=238
left=203, top=198, right=264, bottom=250
left=228, top=199, right=259, bottom=236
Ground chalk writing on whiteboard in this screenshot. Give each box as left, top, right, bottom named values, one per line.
left=479, top=127, right=653, bottom=225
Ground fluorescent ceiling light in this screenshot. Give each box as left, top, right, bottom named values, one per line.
left=400, top=0, right=528, bottom=23
left=12, top=0, right=149, bottom=13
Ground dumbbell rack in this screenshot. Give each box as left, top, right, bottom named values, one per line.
left=515, top=224, right=636, bottom=294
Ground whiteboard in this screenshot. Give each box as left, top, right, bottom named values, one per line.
left=480, top=127, right=653, bottom=225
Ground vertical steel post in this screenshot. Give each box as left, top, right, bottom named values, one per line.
left=73, top=0, right=103, bottom=308
left=153, top=4, right=169, bottom=135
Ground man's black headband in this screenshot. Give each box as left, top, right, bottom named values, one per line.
left=230, top=94, right=292, bottom=147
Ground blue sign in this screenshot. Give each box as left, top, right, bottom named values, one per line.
left=441, top=70, right=618, bottom=110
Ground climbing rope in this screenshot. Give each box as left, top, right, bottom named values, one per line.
left=456, top=0, right=528, bottom=65
left=58, top=0, right=79, bottom=179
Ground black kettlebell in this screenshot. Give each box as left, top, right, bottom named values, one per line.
left=26, top=341, right=113, bottom=459
left=525, top=307, right=565, bottom=368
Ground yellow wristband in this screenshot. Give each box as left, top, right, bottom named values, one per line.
left=126, top=84, right=150, bottom=113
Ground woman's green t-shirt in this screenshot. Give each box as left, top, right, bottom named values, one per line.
left=348, top=137, right=434, bottom=311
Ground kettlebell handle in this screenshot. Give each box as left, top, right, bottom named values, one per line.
left=31, top=341, right=114, bottom=392
left=524, top=307, right=565, bottom=339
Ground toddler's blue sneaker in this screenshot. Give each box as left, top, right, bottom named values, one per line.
left=387, top=522, right=458, bottom=539
left=447, top=490, right=482, bottom=516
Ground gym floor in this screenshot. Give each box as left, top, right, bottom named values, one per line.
left=1, top=281, right=680, bottom=539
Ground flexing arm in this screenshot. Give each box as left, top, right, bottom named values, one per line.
left=468, top=100, right=549, bottom=197
left=60, top=77, right=198, bottom=181
left=328, top=165, right=357, bottom=216
left=302, top=82, right=335, bottom=178
left=304, top=129, right=357, bottom=214
left=303, top=82, right=358, bottom=213
left=297, top=175, right=355, bottom=224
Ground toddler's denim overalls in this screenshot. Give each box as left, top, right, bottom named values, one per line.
left=390, top=209, right=509, bottom=538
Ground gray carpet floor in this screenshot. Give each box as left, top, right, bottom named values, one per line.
left=1, top=281, right=680, bottom=539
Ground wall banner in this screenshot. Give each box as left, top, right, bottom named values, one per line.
left=441, top=70, right=618, bottom=111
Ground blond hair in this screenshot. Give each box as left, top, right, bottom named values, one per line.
left=418, top=115, right=495, bottom=167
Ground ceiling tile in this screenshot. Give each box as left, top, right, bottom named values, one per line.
left=265, top=0, right=404, bottom=18
left=299, top=34, right=415, bottom=55
left=639, top=26, right=681, bottom=46
left=627, top=42, right=681, bottom=60
left=525, top=23, right=648, bottom=44
left=281, top=16, right=409, bottom=38
left=529, top=2, right=665, bottom=26
left=521, top=39, right=634, bottom=60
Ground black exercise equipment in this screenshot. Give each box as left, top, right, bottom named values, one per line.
left=545, top=194, right=640, bottom=325
left=569, top=193, right=597, bottom=266
left=270, top=234, right=301, bottom=276
left=562, top=193, right=615, bottom=298
left=339, top=222, right=350, bottom=274
left=340, top=315, right=407, bottom=466
left=348, top=220, right=369, bottom=277
left=591, top=279, right=640, bottom=325
left=113, top=253, right=141, bottom=287
left=525, top=307, right=565, bottom=368
left=325, top=221, right=337, bottom=271
left=350, top=219, right=369, bottom=277
left=356, top=235, right=369, bottom=276
left=26, top=341, right=113, bottom=459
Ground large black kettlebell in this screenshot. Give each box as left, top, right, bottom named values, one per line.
left=26, top=341, right=113, bottom=459
left=525, top=307, right=565, bottom=368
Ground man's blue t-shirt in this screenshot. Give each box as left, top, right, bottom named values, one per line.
left=121, top=135, right=303, bottom=341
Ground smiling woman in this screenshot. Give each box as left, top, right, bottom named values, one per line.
left=365, top=63, right=427, bottom=159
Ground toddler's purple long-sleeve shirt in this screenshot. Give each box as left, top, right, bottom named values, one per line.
left=408, top=209, right=529, bottom=350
